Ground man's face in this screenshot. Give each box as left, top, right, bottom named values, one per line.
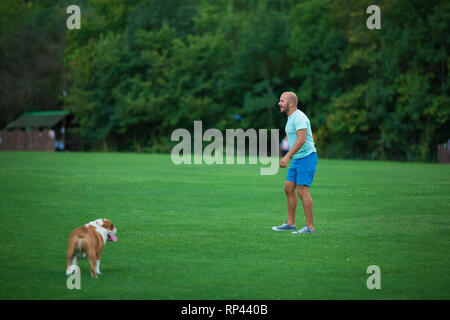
left=278, top=94, right=290, bottom=114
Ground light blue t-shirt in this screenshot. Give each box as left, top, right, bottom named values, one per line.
left=285, top=109, right=316, bottom=159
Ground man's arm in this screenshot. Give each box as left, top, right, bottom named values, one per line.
left=280, top=129, right=306, bottom=168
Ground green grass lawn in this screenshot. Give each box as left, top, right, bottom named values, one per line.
left=0, top=151, right=449, bottom=299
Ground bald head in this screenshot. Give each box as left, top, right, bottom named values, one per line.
left=281, top=92, right=298, bottom=107
left=278, top=91, right=299, bottom=116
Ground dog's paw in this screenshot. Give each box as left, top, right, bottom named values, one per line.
left=66, top=265, right=77, bottom=275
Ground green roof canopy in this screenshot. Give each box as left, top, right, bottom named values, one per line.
left=6, top=111, right=70, bottom=129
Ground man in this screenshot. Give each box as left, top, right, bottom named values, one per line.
left=272, top=92, right=318, bottom=234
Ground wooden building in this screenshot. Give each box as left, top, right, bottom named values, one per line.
left=0, top=111, right=70, bottom=152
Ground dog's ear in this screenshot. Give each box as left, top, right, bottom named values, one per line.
left=101, top=220, right=114, bottom=230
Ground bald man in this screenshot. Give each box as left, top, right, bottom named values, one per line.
left=272, top=92, right=318, bottom=234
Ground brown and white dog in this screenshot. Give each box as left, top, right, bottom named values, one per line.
left=66, top=219, right=118, bottom=278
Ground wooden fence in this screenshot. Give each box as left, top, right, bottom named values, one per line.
left=0, top=129, right=55, bottom=151
left=437, top=142, right=449, bottom=163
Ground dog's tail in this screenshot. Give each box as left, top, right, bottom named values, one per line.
left=75, top=226, right=88, bottom=238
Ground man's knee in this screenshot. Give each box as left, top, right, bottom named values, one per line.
left=297, top=186, right=310, bottom=198
left=284, top=182, right=296, bottom=194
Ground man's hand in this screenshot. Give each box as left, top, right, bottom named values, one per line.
left=280, top=130, right=305, bottom=168
left=280, top=154, right=291, bottom=168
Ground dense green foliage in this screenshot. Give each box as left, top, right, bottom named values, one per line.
left=1, top=0, right=449, bottom=160
left=0, top=0, right=67, bottom=128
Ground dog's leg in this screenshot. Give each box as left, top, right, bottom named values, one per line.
left=95, top=260, right=101, bottom=275
left=66, top=258, right=74, bottom=275
left=96, top=244, right=104, bottom=275
left=87, top=249, right=98, bottom=278
left=71, top=256, right=78, bottom=266
left=66, top=241, right=77, bottom=275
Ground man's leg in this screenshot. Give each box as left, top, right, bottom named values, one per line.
left=284, top=181, right=297, bottom=226
left=297, top=185, right=314, bottom=230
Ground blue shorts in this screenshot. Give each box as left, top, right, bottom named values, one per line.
left=286, top=152, right=318, bottom=187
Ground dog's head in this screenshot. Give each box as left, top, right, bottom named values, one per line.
left=93, top=218, right=118, bottom=242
